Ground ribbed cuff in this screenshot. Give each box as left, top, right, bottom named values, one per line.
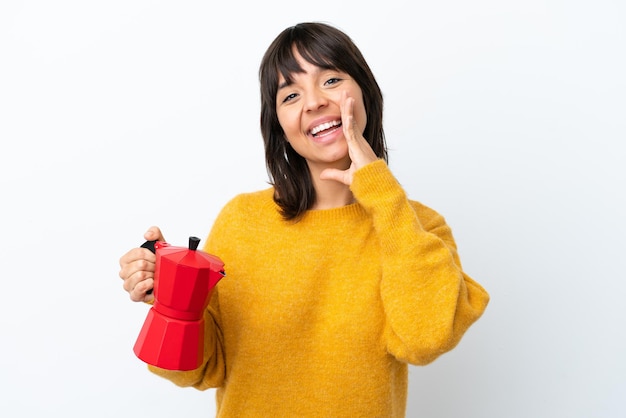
left=351, top=159, right=405, bottom=211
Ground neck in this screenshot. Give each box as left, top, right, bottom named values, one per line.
left=310, top=170, right=354, bottom=210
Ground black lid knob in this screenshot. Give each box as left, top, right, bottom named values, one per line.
left=189, top=236, right=201, bottom=251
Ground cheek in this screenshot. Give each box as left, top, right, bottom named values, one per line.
left=276, top=110, right=298, bottom=138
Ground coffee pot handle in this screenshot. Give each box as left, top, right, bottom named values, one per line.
left=141, top=240, right=157, bottom=254
left=140, top=240, right=157, bottom=294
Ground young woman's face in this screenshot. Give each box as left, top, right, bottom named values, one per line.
left=275, top=52, right=367, bottom=172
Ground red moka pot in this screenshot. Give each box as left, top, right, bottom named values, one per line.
left=133, top=236, right=225, bottom=371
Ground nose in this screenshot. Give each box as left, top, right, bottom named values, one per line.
left=303, top=87, right=328, bottom=113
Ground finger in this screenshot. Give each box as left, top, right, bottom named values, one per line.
left=340, top=92, right=378, bottom=169
left=143, top=292, right=155, bottom=303
left=340, top=93, right=357, bottom=143
left=119, top=247, right=156, bottom=272
left=319, top=166, right=354, bottom=186
left=119, top=247, right=156, bottom=302
left=130, top=278, right=155, bottom=303
left=121, top=260, right=155, bottom=292
left=144, top=226, right=165, bottom=242
left=122, top=265, right=155, bottom=303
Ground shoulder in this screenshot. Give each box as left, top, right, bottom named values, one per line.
left=220, top=187, right=275, bottom=213
left=205, top=187, right=276, bottom=252
left=409, top=199, right=457, bottom=247
left=409, top=199, right=441, bottom=220
left=409, top=199, right=450, bottom=230
left=214, top=187, right=276, bottom=224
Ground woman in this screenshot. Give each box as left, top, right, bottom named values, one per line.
left=119, top=22, right=489, bottom=417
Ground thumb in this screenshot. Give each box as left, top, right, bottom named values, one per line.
left=144, top=226, right=166, bottom=242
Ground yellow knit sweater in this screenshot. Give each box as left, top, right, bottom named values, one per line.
left=149, top=160, right=489, bottom=417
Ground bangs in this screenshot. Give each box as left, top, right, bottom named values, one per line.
left=274, top=37, right=339, bottom=87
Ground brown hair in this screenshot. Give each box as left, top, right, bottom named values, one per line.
left=259, top=22, right=387, bottom=220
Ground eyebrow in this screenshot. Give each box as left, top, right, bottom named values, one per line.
left=276, top=65, right=333, bottom=92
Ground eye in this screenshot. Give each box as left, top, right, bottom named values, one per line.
left=325, top=77, right=342, bottom=86
left=281, top=92, right=298, bottom=103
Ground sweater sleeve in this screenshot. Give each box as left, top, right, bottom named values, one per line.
left=350, top=160, right=490, bottom=365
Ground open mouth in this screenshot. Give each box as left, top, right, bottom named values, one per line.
left=310, top=120, right=342, bottom=137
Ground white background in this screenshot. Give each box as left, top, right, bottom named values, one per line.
left=1, top=1, right=624, bottom=417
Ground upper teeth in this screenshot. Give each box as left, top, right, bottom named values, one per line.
left=311, top=120, right=341, bottom=136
